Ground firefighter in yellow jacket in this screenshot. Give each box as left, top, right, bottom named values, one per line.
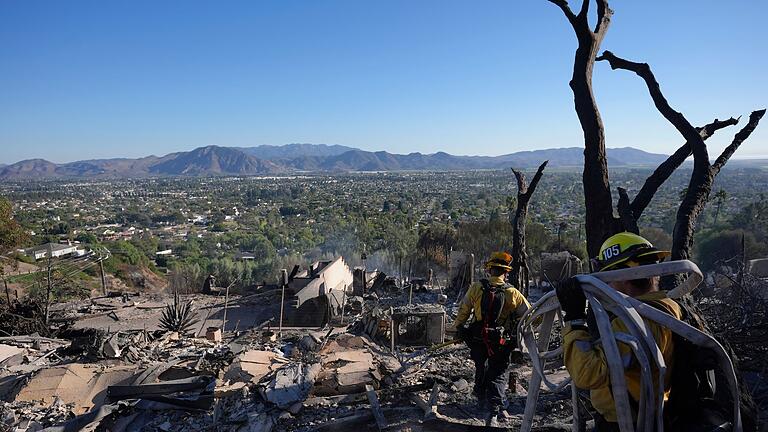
left=453, top=251, right=531, bottom=423
left=556, top=232, right=682, bottom=431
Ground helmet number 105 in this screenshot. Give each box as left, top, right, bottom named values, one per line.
left=603, top=245, right=621, bottom=260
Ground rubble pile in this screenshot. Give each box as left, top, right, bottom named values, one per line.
left=0, top=274, right=576, bottom=431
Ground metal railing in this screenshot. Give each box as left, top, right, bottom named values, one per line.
left=517, top=260, right=741, bottom=432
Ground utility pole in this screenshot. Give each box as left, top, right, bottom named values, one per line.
left=45, top=244, right=53, bottom=326
left=99, top=259, right=107, bottom=296
left=3, top=277, right=10, bottom=307
left=278, top=269, right=288, bottom=339
left=222, top=281, right=231, bottom=333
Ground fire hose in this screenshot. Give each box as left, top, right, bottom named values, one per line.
left=516, top=260, right=741, bottom=432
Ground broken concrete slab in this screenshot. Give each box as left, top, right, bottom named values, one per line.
left=0, top=344, right=25, bottom=366
left=15, top=364, right=96, bottom=409
left=224, top=350, right=286, bottom=384
left=14, top=364, right=139, bottom=415
left=263, top=362, right=320, bottom=409
left=323, top=349, right=374, bottom=366
left=313, top=334, right=381, bottom=396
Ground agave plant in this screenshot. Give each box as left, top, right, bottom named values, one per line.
left=159, top=294, right=200, bottom=335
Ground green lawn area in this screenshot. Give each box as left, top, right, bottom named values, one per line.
left=6, top=272, right=42, bottom=285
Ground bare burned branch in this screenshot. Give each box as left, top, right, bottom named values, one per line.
left=712, top=109, right=766, bottom=175
left=700, top=117, right=741, bottom=140
left=596, top=51, right=701, bottom=146
left=629, top=117, right=740, bottom=219
left=527, top=160, right=548, bottom=197
left=547, top=0, right=579, bottom=28
left=578, top=0, right=590, bottom=19
left=595, top=0, right=611, bottom=34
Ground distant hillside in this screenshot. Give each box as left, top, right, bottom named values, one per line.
left=299, top=147, right=668, bottom=171
left=0, top=144, right=669, bottom=179
left=0, top=146, right=282, bottom=178
left=148, top=146, right=283, bottom=175
left=0, top=159, right=60, bottom=178
left=238, top=143, right=357, bottom=160
left=488, top=147, right=668, bottom=168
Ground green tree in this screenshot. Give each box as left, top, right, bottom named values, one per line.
left=730, top=196, right=768, bottom=240
left=0, top=196, right=29, bottom=295
left=0, top=197, right=27, bottom=255
left=640, top=227, right=672, bottom=252
left=712, top=189, right=728, bottom=226
left=695, top=229, right=767, bottom=272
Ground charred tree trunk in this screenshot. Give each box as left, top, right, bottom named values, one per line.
left=548, top=0, right=619, bottom=258
left=509, top=161, right=548, bottom=297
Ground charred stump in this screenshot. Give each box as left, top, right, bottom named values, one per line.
left=509, top=161, right=548, bottom=297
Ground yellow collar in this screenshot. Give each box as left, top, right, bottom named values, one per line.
left=489, top=275, right=506, bottom=286
left=634, top=291, right=668, bottom=301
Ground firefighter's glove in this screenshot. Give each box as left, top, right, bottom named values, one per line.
left=456, top=325, right=471, bottom=342
left=556, top=277, right=587, bottom=323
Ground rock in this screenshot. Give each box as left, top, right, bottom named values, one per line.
left=287, top=401, right=303, bottom=415
left=299, top=335, right=319, bottom=352
left=242, top=412, right=274, bottom=432
left=101, top=334, right=121, bottom=358
left=452, top=378, right=469, bottom=392
left=377, top=355, right=402, bottom=374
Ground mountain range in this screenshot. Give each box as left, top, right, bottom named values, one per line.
left=0, top=144, right=670, bottom=179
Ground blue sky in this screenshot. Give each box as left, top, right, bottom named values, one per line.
left=1, top=0, right=766, bottom=164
